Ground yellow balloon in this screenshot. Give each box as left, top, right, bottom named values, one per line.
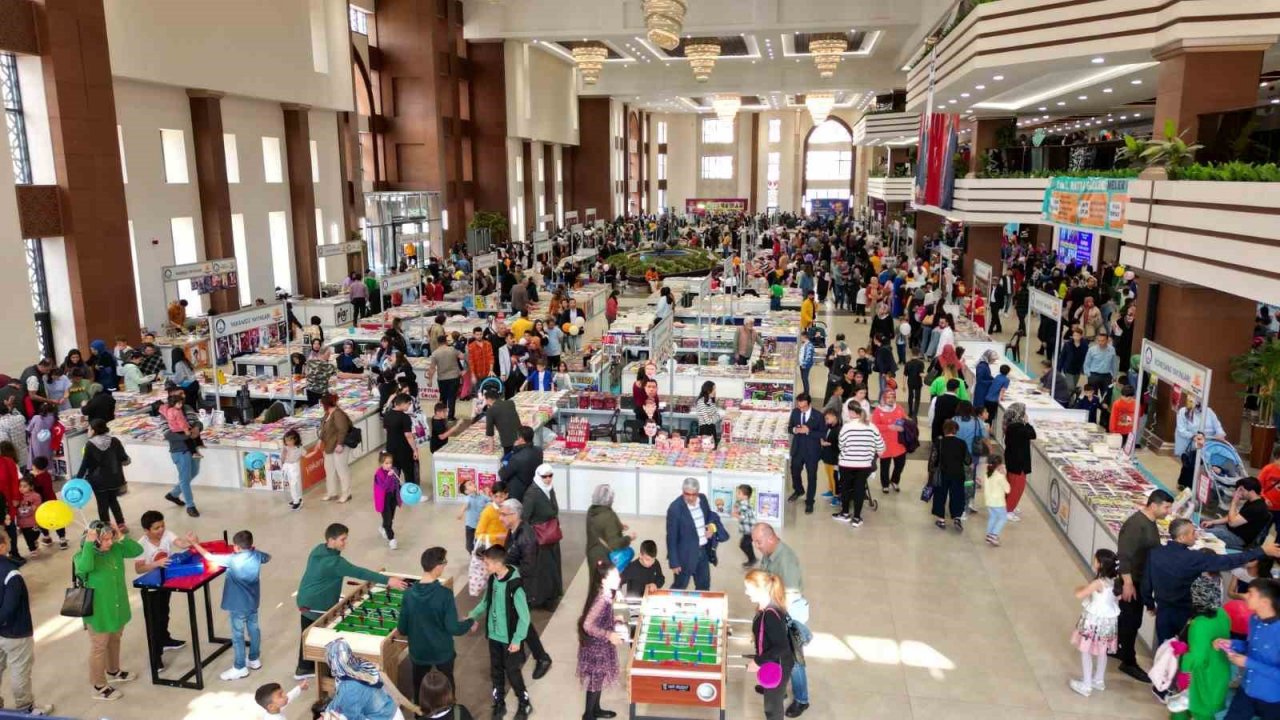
left=1114, top=265, right=1125, bottom=278
left=35, top=500, right=74, bottom=531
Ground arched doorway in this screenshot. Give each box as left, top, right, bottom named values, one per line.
left=801, top=118, right=854, bottom=214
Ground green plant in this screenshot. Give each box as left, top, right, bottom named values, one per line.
left=868, top=167, right=887, bottom=178
left=1116, top=121, right=1202, bottom=171
left=1232, top=339, right=1280, bottom=426
left=1168, top=161, right=1280, bottom=182
left=973, top=168, right=1140, bottom=180
left=467, top=210, right=509, bottom=242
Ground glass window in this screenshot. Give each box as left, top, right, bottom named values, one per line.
left=657, top=121, right=668, bottom=144
left=348, top=4, right=369, bottom=34
left=316, top=208, right=327, bottom=283
left=171, top=217, right=203, bottom=315
left=262, top=137, right=283, bottom=183
left=117, top=126, right=128, bottom=184
left=128, top=221, right=144, bottom=325
left=768, top=118, right=782, bottom=143
left=809, top=119, right=851, bottom=144
left=269, top=211, right=292, bottom=293
left=767, top=152, right=780, bottom=182
left=805, top=150, right=852, bottom=180
left=1, top=53, right=31, bottom=185
left=224, top=133, right=240, bottom=184
left=231, top=214, right=251, bottom=307
left=310, top=140, right=320, bottom=183
left=658, top=154, right=667, bottom=181
left=700, top=155, right=733, bottom=179
left=767, top=187, right=779, bottom=209
left=701, top=118, right=734, bottom=144
left=658, top=189, right=667, bottom=213
left=160, top=129, right=189, bottom=184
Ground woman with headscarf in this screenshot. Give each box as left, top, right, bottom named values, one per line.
left=336, top=340, right=363, bottom=374
left=324, top=638, right=420, bottom=719
left=80, top=383, right=115, bottom=423
left=88, top=340, right=119, bottom=391
left=585, top=484, right=635, bottom=571
left=74, top=521, right=143, bottom=701
left=1002, top=402, right=1036, bottom=522
left=973, top=349, right=999, bottom=410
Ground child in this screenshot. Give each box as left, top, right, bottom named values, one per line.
left=854, top=347, right=873, bottom=379
left=281, top=430, right=304, bottom=511
left=374, top=452, right=402, bottom=550
left=620, top=539, right=666, bottom=598
left=255, top=679, right=309, bottom=720
left=1069, top=548, right=1120, bottom=697
left=458, top=478, right=489, bottom=552
left=1072, top=384, right=1102, bottom=425
left=467, top=545, right=533, bottom=719
left=896, top=319, right=910, bottom=366
left=135, top=510, right=193, bottom=671
left=731, top=484, right=757, bottom=568
left=30, top=458, right=66, bottom=548
left=429, top=402, right=457, bottom=453
left=191, top=530, right=272, bottom=681
left=983, top=453, right=1011, bottom=547
left=159, top=394, right=204, bottom=459
left=820, top=408, right=841, bottom=504
left=854, top=285, right=868, bottom=322
left=14, top=478, right=40, bottom=554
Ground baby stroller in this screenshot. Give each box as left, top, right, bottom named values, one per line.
left=807, top=321, right=828, bottom=349
left=1199, top=438, right=1247, bottom=516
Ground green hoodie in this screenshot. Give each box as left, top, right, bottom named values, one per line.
left=467, top=568, right=530, bottom=645
left=396, top=579, right=474, bottom=664
left=295, top=544, right=389, bottom=617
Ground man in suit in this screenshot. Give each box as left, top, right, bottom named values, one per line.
left=931, top=378, right=963, bottom=443
left=787, top=393, right=826, bottom=514
left=665, top=477, right=716, bottom=591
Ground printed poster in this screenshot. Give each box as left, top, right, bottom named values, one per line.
left=711, top=487, right=733, bottom=515
left=477, top=472, right=497, bottom=494
left=757, top=492, right=781, bottom=521
left=456, top=467, right=477, bottom=494
left=242, top=451, right=279, bottom=491
left=436, top=469, right=457, bottom=499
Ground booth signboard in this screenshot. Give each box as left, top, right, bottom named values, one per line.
left=1041, top=176, right=1130, bottom=236
left=474, top=252, right=498, bottom=272
left=585, top=208, right=597, bottom=221
left=571, top=224, right=585, bottom=234
left=1132, top=340, right=1213, bottom=520
left=685, top=198, right=748, bottom=216
left=594, top=220, right=606, bottom=229
left=382, top=271, right=419, bottom=293
left=973, top=259, right=992, bottom=284
left=575, top=248, right=598, bottom=262
left=533, top=239, right=552, bottom=257
left=564, top=210, right=579, bottom=223
left=1029, top=287, right=1062, bottom=321
left=318, top=240, right=365, bottom=258
left=1139, top=340, right=1209, bottom=395
left=162, top=258, right=238, bottom=294
left=210, top=303, right=288, bottom=365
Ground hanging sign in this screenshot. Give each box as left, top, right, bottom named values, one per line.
left=973, top=259, right=992, bottom=284
left=571, top=224, right=585, bottom=234
left=585, top=208, right=597, bottom=220
left=564, top=211, right=579, bottom=223
left=1140, top=339, right=1209, bottom=394
left=474, top=252, right=499, bottom=272
left=1029, top=287, right=1062, bottom=321
left=532, top=234, right=552, bottom=257
left=162, top=258, right=239, bottom=294
left=210, top=303, right=288, bottom=365
left=318, top=240, right=365, bottom=258
left=1042, top=176, right=1131, bottom=236
left=382, top=270, right=419, bottom=293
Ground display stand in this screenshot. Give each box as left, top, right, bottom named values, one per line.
left=1131, top=340, right=1214, bottom=513
left=1026, top=288, right=1064, bottom=397
left=160, top=259, right=238, bottom=331
left=133, top=559, right=231, bottom=691
left=209, top=302, right=293, bottom=408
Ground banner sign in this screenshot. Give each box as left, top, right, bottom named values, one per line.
left=564, top=211, right=578, bottom=223
left=810, top=198, right=849, bottom=218
left=318, top=241, right=365, bottom=258
left=1054, top=226, right=1097, bottom=268
left=533, top=239, right=552, bottom=256
left=1041, top=176, right=1131, bottom=235
left=914, top=112, right=960, bottom=210
left=571, top=223, right=585, bottom=234
left=210, top=303, right=287, bottom=365
left=1140, top=339, right=1208, bottom=394
left=685, top=198, right=748, bottom=216
left=594, top=219, right=606, bottom=229
left=585, top=208, right=597, bottom=220
left=575, top=248, right=598, bottom=262
left=474, top=252, right=498, bottom=272
left=973, top=259, right=992, bottom=284
left=382, top=271, right=419, bottom=293
left=162, top=258, right=238, bottom=294
left=1029, top=287, right=1062, bottom=321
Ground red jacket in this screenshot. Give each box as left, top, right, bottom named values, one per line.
left=0, top=458, right=21, bottom=514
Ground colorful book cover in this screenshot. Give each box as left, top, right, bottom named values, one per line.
left=436, top=470, right=457, bottom=499
left=710, top=487, right=733, bottom=515
left=757, top=491, right=780, bottom=520
left=477, top=472, right=497, bottom=494
left=456, top=467, right=477, bottom=494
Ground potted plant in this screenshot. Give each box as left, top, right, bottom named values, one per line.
left=467, top=210, right=509, bottom=244
left=1116, top=120, right=1202, bottom=180
left=1231, top=339, right=1280, bottom=467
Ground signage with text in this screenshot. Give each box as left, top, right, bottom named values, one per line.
left=163, top=258, right=237, bottom=282
left=585, top=208, right=597, bottom=220
left=564, top=211, right=578, bottom=223
left=382, top=271, right=419, bottom=293
left=1054, top=226, right=1097, bottom=269
left=685, top=198, right=748, bottom=216
left=1042, top=176, right=1130, bottom=236
left=571, top=224, right=585, bottom=234
left=973, top=259, right=992, bottom=284
left=1140, top=339, right=1208, bottom=394
left=210, top=303, right=287, bottom=365
left=1029, top=287, right=1062, bottom=321
left=533, top=239, right=552, bottom=256
left=474, top=252, right=498, bottom=271
left=318, top=240, right=365, bottom=258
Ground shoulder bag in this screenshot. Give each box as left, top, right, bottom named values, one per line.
left=61, top=572, right=94, bottom=618
left=533, top=517, right=563, bottom=546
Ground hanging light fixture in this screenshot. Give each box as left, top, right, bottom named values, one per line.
left=712, top=94, right=740, bottom=122
left=684, top=38, right=720, bottom=82
left=809, top=33, right=848, bottom=78
left=572, top=42, right=609, bottom=85
left=805, top=92, right=836, bottom=124
left=643, top=0, right=688, bottom=50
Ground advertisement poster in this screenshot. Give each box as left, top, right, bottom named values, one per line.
left=456, top=466, right=476, bottom=493
left=685, top=198, right=749, bottom=216
left=1041, top=177, right=1131, bottom=235
left=436, top=469, right=457, bottom=499
left=478, top=472, right=497, bottom=494
left=810, top=198, right=849, bottom=218
left=1055, top=227, right=1097, bottom=268
left=757, top=492, right=781, bottom=521
left=302, top=445, right=326, bottom=490
left=711, top=487, right=734, bottom=515
left=242, top=451, right=281, bottom=491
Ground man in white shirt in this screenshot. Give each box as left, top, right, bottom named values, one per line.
left=135, top=510, right=192, bottom=671
left=929, top=317, right=955, bottom=358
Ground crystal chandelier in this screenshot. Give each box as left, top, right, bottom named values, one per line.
left=572, top=42, right=609, bottom=85
left=684, top=38, right=720, bottom=82
left=809, top=33, right=848, bottom=78
left=805, top=92, right=836, bottom=124
left=643, top=0, right=688, bottom=51
left=712, top=94, right=740, bottom=122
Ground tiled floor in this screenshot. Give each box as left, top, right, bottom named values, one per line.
left=21, top=298, right=1168, bottom=719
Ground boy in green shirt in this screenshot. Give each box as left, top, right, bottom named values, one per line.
left=393, top=547, right=473, bottom=697
left=294, top=523, right=407, bottom=679
left=468, top=545, right=533, bottom=719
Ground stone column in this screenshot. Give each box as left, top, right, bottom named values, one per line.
left=1152, top=38, right=1268, bottom=144
left=282, top=104, right=321, bottom=297
left=187, top=90, right=237, bottom=313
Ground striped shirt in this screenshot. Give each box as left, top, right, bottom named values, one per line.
left=837, top=421, right=885, bottom=468
left=694, top=398, right=721, bottom=426
left=799, top=342, right=815, bottom=370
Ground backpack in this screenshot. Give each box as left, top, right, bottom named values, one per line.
left=899, top=418, right=920, bottom=454
left=968, top=418, right=989, bottom=457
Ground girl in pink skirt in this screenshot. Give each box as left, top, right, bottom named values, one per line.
left=576, top=560, right=626, bottom=720
left=1070, top=548, right=1120, bottom=697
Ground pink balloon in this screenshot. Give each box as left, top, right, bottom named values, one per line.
left=1225, top=599, right=1251, bottom=635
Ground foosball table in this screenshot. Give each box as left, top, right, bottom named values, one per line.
left=627, top=589, right=728, bottom=719
left=301, top=573, right=417, bottom=700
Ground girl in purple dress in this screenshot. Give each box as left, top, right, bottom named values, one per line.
left=577, top=560, right=625, bottom=720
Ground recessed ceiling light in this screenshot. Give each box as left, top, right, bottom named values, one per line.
left=1120, top=115, right=1127, bottom=119
left=948, top=99, right=957, bottom=103
left=1102, top=88, right=1113, bottom=93
left=1091, top=57, right=1105, bottom=64
left=960, top=92, right=970, bottom=98
left=1057, top=101, right=1066, bottom=106
left=975, top=84, right=985, bottom=90
left=1133, top=112, right=1141, bottom=117
left=993, top=75, right=1004, bottom=81
left=1038, top=106, right=1047, bottom=111
left=1131, top=79, right=1142, bottom=85
left=1077, top=95, right=1087, bottom=100
left=1271, top=99, right=1280, bottom=105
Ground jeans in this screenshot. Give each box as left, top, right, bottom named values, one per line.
left=230, top=611, right=261, bottom=670
left=94, top=489, right=125, bottom=525
left=1225, top=690, right=1280, bottom=720
left=438, top=377, right=460, bottom=419
left=896, top=341, right=907, bottom=365
left=919, top=326, right=934, bottom=354
left=739, top=534, right=756, bottom=564
left=790, top=645, right=809, bottom=704
left=798, top=366, right=811, bottom=397
left=1208, top=524, right=1247, bottom=550
left=877, top=373, right=889, bottom=402
left=672, top=546, right=711, bottom=591
left=169, top=451, right=199, bottom=507
left=1156, top=606, right=1192, bottom=648
left=986, top=507, right=1009, bottom=536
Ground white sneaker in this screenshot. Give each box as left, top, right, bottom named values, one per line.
left=220, top=666, right=250, bottom=681
left=1091, top=680, right=1105, bottom=691
left=389, top=539, right=398, bottom=550
left=378, top=526, right=388, bottom=540
left=1069, top=679, right=1092, bottom=697
left=247, top=659, right=262, bottom=670
left=1008, top=511, right=1022, bottom=523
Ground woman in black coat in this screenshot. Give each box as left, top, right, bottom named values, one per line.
left=77, top=418, right=130, bottom=527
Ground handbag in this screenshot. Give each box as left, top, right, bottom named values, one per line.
left=343, top=426, right=362, bottom=449
left=533, top=517, right=563, bottom=546
left=61, top=574, right=94, bottom=618
left=467, top=546, right=489, bottom=597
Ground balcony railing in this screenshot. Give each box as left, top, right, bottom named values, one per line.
left=1197, top=103, right=1280, bottom=166
left=974, top=139, right=1132, bottom=179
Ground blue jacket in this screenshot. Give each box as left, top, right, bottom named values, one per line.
left=788, top=408, right=825, bottom=460
left=973, top=362, right=993, bottom=409
left=1058, top=339, right=1088, bottom=375
left=1231, top=615, right=1280, bottom=703
left=665, top=494, right=713, bottom=573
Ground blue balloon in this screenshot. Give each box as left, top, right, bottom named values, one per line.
left=400, top=483, right=423, bottom=506
left=61, top=478, right=94, bottom=510
left=609, top=546, right=635, bottom=572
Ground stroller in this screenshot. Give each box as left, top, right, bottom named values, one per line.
left=1199, top=438, right=1248, bottom=516
left=807, top=321, right=828, bottom=349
